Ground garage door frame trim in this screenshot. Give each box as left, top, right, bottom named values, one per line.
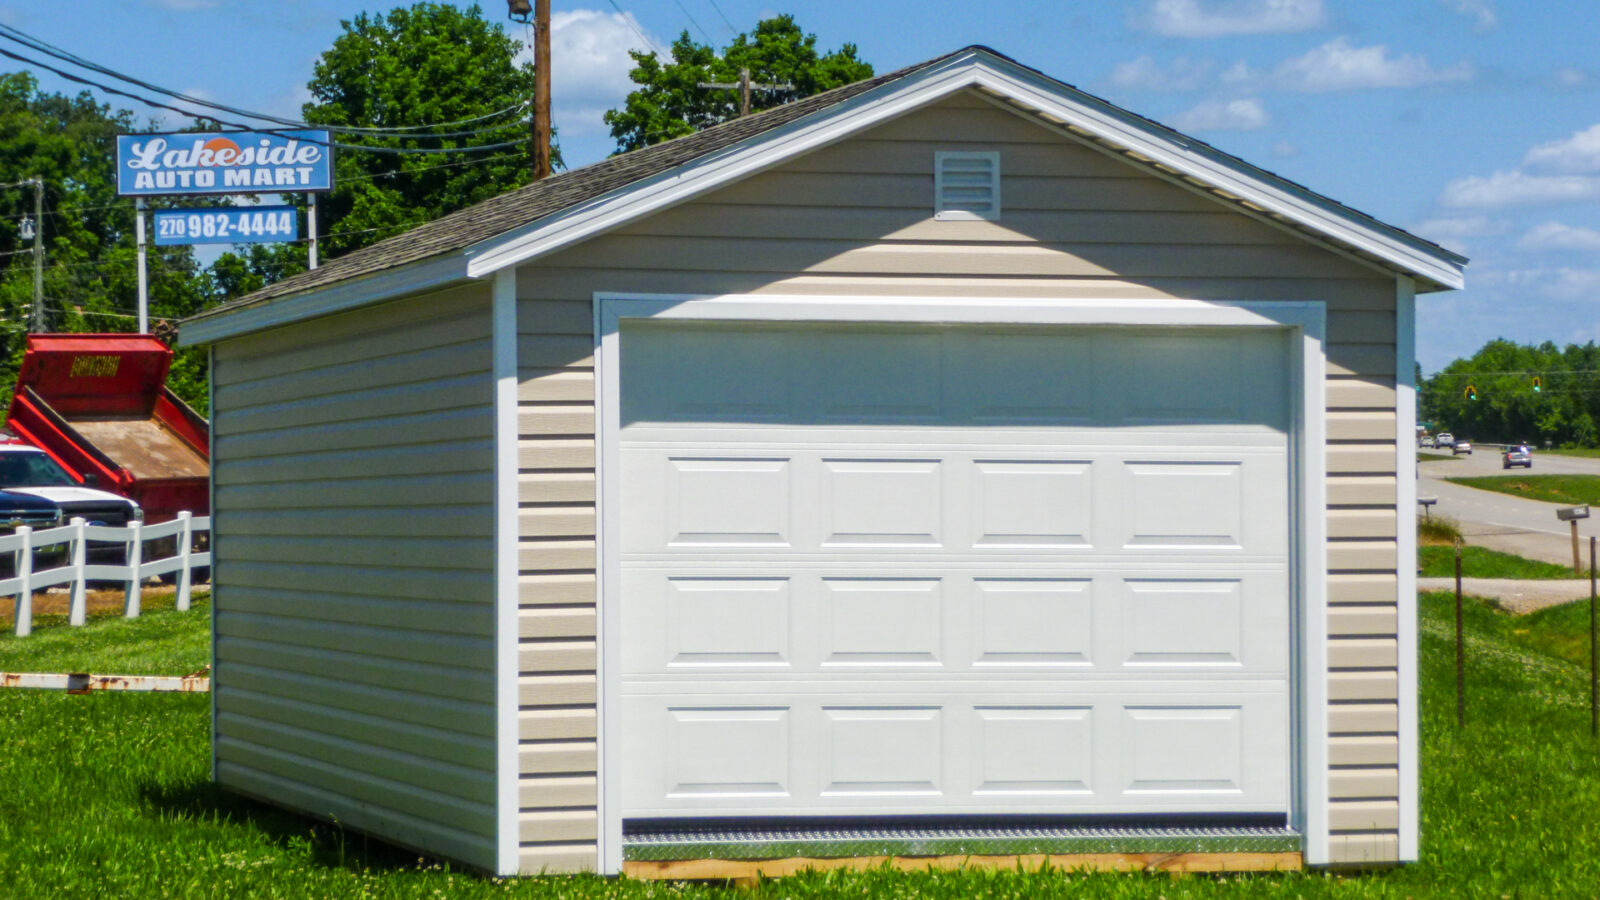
left=592, top=292, right=1329, bottom=873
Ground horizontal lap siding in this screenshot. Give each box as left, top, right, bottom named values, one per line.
left=514, top=90, right=1403, bottom=870
left=212, top=285, right=497, bottom=871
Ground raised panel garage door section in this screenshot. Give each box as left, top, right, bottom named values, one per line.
left=617, top=322, right=1292, bottom=820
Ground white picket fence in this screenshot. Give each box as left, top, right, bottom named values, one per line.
left=6, top=511, right=211, bottom=637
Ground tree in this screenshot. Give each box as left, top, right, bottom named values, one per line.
left=1422, top=338, right=1600, bottom=448
left=297, top=2, right=551, bottom=257
left=604, top=15, right=873, bottom=153
left=0, top=72, right=214, bottom=409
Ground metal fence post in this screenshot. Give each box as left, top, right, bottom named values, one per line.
left=123, top=520, right=142, bottom=618
left=67, top=517, right=86, bottom=626
left=1455, top=537, right=1465, bottom=728
left=13, top=526, right=31, bottom=637
left=176, top=511, right=193, bottom=612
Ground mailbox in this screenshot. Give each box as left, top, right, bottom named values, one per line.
left=1558, top=505, right=1591, bottom=522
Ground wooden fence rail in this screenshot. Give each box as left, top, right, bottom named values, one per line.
left=6, top=511, right=211, bottom=637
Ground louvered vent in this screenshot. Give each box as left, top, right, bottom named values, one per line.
left=934, top=151, right=1000, bottom=221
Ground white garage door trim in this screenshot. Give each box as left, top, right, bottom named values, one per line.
left=591, top=293, right=1328, bottom=873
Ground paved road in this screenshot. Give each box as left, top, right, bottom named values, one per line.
left=1418, top=446, right=1600, bottom=566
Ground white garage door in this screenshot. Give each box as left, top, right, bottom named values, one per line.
left=616, top=321, right=1292, bottom=820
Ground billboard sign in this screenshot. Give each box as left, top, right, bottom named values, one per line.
left=116, top=130, right=332, bottom=196
left=152, top=206, right=299, bottom=245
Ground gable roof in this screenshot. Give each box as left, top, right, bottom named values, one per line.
left=181, top=46, right=1465, bottom=344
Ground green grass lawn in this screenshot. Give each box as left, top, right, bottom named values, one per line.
left=1416, top=451, right=1459, bottom=462
left=1446, top=473, right=1600, bottom=507
left=7, top=596, right=1600, bottom=896
left=1418, top=543, right=1580, bottom=579
left=1543, top=448, right=1600, bottom=459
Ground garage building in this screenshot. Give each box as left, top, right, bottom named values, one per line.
left=180, top=47, right=1465, bottom=877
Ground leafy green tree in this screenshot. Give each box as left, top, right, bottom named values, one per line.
left=604, top=15, right=874, bottom=153
left=298, top=1, right=550, bottom=257
left=0, top=72, right=214, bottom=409
left=1423, top=338, right=1600, bottom=448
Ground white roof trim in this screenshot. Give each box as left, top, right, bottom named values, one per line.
left=465, top=49, right=1464, bottom=290
left=178, top=253, right=468, bottom=346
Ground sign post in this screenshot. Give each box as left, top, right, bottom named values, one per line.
left=134, top=198, right=148, bottom=334
left=308, top=193, right=318, bottom=270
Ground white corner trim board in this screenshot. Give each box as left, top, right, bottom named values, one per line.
left=591, top=293, right=1330, bottom=872
left=492, top=270, right=522, bottom=876
left=1395, top=276, right=1419, bottom=862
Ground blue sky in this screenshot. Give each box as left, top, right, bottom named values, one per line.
left=1, top=0, right=1596, bottom=370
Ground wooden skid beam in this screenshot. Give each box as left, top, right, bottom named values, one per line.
left=623, top=852, right=1304, bottom=882
left=0, top=671, right=211, bottom=693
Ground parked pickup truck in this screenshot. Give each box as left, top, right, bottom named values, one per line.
left=0, top=443, right=142, bottom=530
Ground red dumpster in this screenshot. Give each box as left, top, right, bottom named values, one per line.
left=5, top=334, right=209, bottom=523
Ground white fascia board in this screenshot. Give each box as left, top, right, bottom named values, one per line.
left=964, top=62, right=1465, bottom=291
left=465, top=51, right=1463, bottom=291
left=463, top=54, right=985, bottom=278
left=178, top=253, right=469, bottom=346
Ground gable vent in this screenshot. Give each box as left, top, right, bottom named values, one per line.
left=934, top=151, right=1000, bottom=221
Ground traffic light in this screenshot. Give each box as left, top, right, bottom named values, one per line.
left=1533, top=376, right=1542, bottom=392
left=1465, top=384, right=1477, bottom=401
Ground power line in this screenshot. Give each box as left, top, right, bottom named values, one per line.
left=605, top=0, right=665, bottom=55
left=0, top=24, right=531, bottom=136
left=0, top=43, right=527, bottom=155
left=704, top=0, right=738, bottom=34
left=669, top=0, right=714, bottom=44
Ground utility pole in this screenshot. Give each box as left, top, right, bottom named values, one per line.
left=531, top=0, right=552, bottom=180
left=697, top=68, right=794, bottom=117
left=29, top=177, right=42, bottom=333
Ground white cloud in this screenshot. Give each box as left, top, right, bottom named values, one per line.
left=1441, top=0, right=1497, bottom=31
left=1523, top=124, right=1600, bottom=174
left=533, top=9, right=659, bottom=139
left=1271, top=140, right=1299, bottom=158
left=1268, top=37, right=1473, bottom=92
left=1552, top=67, right=1592, bottom=89
left=1441, top=170, right=1600, bottom=208
left=1172, top=97, right=1269, bottom=132
left=1518, top=222, right=1600, bottom=251
left=1108, top=55, right=1214, bottom=92
left=1138, top=0, right=1325, bottom=38
left=1416, top=215, right=1499, bottom=239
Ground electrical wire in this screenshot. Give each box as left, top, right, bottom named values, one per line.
left=0, top=24, right=532, bottom=136
left=704, top=0, right=738, bottom=34
left=0, top=44, right=528, bottom=155
left=605, top=0, right=665, bottom=55
left=669, top=0, right=714, bottom=44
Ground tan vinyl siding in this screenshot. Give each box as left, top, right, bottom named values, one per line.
left=212, top=285, right=497, bottom=871
left=514, top=89, right=1404, bottom=869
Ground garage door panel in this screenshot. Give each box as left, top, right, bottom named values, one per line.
left=622, top=571, right=1288, bottom=677
left=624, top=446, right=1288, bottom=557
left=621, top=689, right=1288, bottom=816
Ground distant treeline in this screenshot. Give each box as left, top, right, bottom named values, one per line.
left=1422, top=339, right=1600, bottom=447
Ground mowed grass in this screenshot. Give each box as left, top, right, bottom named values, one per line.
left=6, top=597, right=1600, bottom=896
left=1447, top=473, right=1600, bottom=507
left=1416, top=451, right=1459, bottom=462
left=1544, top=448, right=1600, bottom=459
left=1418, top=544, right=1580, bottom=579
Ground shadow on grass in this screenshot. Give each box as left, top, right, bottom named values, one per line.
left=139, top=778, right=471, bottom=877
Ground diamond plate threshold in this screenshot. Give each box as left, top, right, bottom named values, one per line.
left=623, top=823, right=1302, bottom=861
